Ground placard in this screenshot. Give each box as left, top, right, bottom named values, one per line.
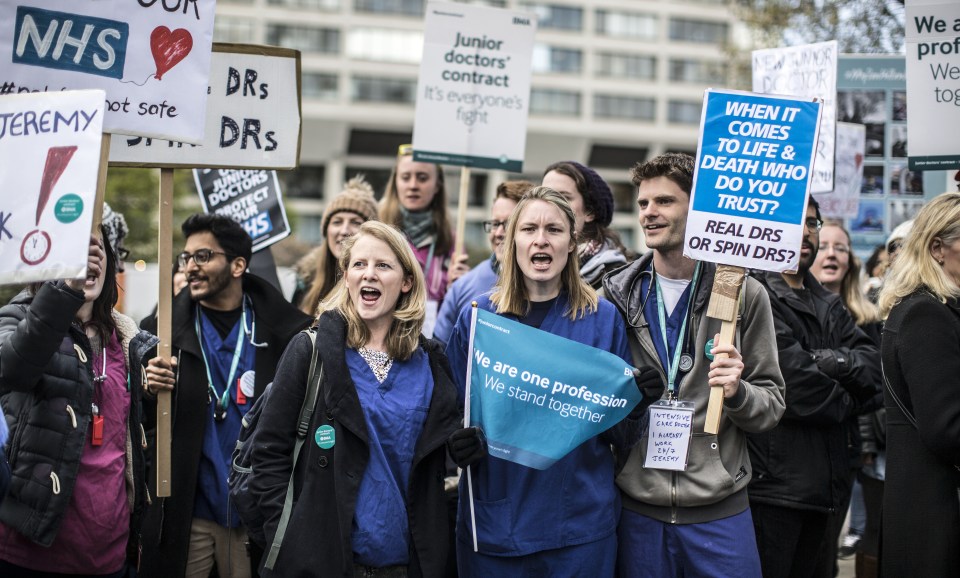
left=194, top=168, right=290, bottom=252
left=815, top=122, right=865, bottom=219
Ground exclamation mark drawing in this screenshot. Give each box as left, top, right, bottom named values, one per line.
left=20, top=146, right=77, bottom=266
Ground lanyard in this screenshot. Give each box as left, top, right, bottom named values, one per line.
left=424, top=241, right=443, bottom=296
left=196, top=305, right=247, bottom=421
left=655, top=262, right=700, bottom=397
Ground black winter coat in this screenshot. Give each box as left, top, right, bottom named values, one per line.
left=748, top=272, right=881, bottom=513
left=250, top=311, right=461, bottom=578
left=138, top=274, right=311, bottom=578
left=0, top=282, right=157, bottom=558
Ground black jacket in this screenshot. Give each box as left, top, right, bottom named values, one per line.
left=747, top=272, right=881, bottom=513
left=0, top=282, right=157, bottom=558
left=139, top=274, right=312, bottom=578
left=250, top=311, right=460, bottom=577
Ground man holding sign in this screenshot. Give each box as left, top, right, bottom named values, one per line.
left=602, top=153, right=785, bottom=577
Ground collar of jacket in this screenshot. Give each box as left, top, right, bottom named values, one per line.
left=602, top=251, right=717, bottom=323
left=759, top=269, right=833, bottom=315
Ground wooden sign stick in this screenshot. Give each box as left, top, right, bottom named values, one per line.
left=453, top=166, right=471, bottom=259
left=155, top=168, right=175, bottom=497
left=704, top=264, right=745, bottom=435
left=91, top=134, right=111, bottom=229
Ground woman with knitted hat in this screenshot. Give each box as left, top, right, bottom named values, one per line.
left=294, top=176, right=379, bottom=316
left=542, top=161, right=634, bottom=288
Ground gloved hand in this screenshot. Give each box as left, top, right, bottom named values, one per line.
left=447, top=427, right=487, bottom=468
left=812, top=349, right=845, bottom=380
left=630, top=366, right=665, bottom=419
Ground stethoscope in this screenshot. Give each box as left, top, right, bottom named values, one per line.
left=241, top=294, right=268, bottom=349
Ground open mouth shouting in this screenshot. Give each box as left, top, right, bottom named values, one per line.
left=359, top=286, right=382, bottom=305
left=530, top=252, right=553, bottom=271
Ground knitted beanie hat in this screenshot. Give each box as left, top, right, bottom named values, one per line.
left=567, top=161, right=614, bottom=227
left=321, top=175, right=379, bottom=236
left=101, top=201, right=129, bottom=260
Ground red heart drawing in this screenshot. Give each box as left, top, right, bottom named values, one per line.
left=150, top=26, right=193, bottom=80
left=855, top=153, right=864, bottom=169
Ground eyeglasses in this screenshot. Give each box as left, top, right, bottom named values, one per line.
left=482, top=220, right=508, bottom=233
left=805, top=218, right=823, bottom=231
left=818, top=243, right=850, bottom=255
left=177, top=249, right=230, bottom=268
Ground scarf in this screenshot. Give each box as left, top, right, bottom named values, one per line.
left=400, top=206, right=435, bottom=248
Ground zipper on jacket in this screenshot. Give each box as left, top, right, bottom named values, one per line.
left=671, top=471, right=679, bottom=524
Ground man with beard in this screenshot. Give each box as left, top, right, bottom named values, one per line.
left=139, top=214, right=311, bottom=578
left=749, top=197, right=881, bottom=578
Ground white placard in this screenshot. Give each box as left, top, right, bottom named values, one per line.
left=412, top=1, right=536, bottom=172
left=753, top=41, right=838, bottom=193
left=905, top=0, right=960, bottom=170
left=643, top=402, right=694, bottom=472
left=0, top=90, right=104, bottom=284
left=109, top=44, right=301, bottom=169
left=0, top=0, right=216, bottom=143
left=814, top=123, right=865, bottom=220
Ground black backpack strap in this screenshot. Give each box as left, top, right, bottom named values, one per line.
left=265, top=328, right=324, bottom=570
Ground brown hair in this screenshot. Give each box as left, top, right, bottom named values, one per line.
left=378, top=155, right=453, bottom=255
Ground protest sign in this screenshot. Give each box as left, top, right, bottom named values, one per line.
left=412, top=1, right=536, bottom=171
left=815, top=122, right=865, bottom=219
left=905, top=0, right=960, bottom=170
left=753, top=41, right=837, bottom=193
left=0, top=89, right=104, bottom=284
left=194, top=169, right=290, bottom=252
left=465, top=308, right=639, bottom=470
left=110, top=44, right=301, bottom=169
left=0, top=0, right=216, bottom=143
left=685, top=89, right=823, bottom=274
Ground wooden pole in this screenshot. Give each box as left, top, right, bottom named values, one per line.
left=454, top=166, right=471, bottom=258
left=91, top=134, right=111, bottom=229
left=156, top=168, right=175, bottom=497
left=704, top=265, right=745, bottom=435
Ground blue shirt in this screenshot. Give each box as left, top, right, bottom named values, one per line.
left=640, top=268, right=695, bottom=394
left=433, top=257, right=498, bottom=345
left=347, top=347, right=433, bottom=567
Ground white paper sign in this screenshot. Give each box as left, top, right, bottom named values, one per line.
left=109, top=45, right=301, bottom=169
left=0, top=90, right=104, bottom=284
left=412, top=1, right=536, bottom=172
left=905, top=0, right=960, bottom=170
left=0, top=0, right=216, bottom=143
left=643, top=402, right=694, bottom=472
left=753, top=41, right=838, bottom=193
left=814, top=123, right=865, bottom=219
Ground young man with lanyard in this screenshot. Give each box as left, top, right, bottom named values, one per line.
left=602, top=153, right=785, bottom=577
left=140, top=214, right=312, bottom=578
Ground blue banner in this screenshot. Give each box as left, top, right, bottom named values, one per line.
left=467, top=308, right=640, bottom=470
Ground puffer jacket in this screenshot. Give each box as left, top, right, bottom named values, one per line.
left=0, top=281, right=158, bottom=557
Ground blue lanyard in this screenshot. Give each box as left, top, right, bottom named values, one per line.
left=655, top=262, right=700, bottom=397
left=195, top=305, right=247, bottom=420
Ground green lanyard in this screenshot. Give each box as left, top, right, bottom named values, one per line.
left=655, top=262, right=701, bottom=398
left=195, top=306, right=247, bottom=421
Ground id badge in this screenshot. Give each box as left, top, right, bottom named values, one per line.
left=643, top=400, right=695, bottom=471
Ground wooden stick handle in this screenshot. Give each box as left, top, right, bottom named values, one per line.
left=704, top=265, right=745, bottom=435
left=156, top=168, right=174, bottom=497
left=454, top=166, right=470, bottom=258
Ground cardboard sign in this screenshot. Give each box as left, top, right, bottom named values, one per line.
left=194, top=169, right=290, bottom=252
left=109, top=44, right=301, bottom=169
left=0, top=90, right=104, bottom=284
left=685, top=89, right=822, bottom=273
left=0, top=0, right=216, bottom=143
left=753, top=41, right=837, bottom=193
left=412, top=1, right=536, bottom=172
left=905, top=0, right=960, bottom=170
left=814, top=122, right=865, bottom=219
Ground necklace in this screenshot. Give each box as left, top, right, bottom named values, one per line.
left=358, top=346, right=393, bottom=383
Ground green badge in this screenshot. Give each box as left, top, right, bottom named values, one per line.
left=54, top=194, right=83, bottom=224
left=704, top=338, right=715, bottom=361
left=315, top=425, right=335, bottom=449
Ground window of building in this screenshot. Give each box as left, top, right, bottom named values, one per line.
left=354, top=0, right=424, bottom=16
left=301, top=72, right=339, bottom=101
left=668, top=18, right=728, bottom=44
left=347, top=28, right=422, bottom=63
left=344, top=166, right=392, bottom=200
left=351, top=76, right=417, bottom=104
left=609, top=181, right=638, bottom=214
left=595, top=52, right=656, bottom=80
left=668, top=100, right=703, bottom=125
left=265, top=25, right=340, bottom=54
left=454, top=0, right=507, bottom=6
left=530, top=88, right=581, bottom=116
left=517, top=3, right=583, bottom=31
left=595, top=10, right=657, bottom=41
left=279, top=165, right=325, bottom=200
left=532, top=44, right=582, bottom=74
left=347, top=129, right=412, bottom=157
left=267, top=0, right=340, bottom=9
left=213, top=17, right=255, bottom=44
left=594, top=95, right=656, bottom=121
left=668, top=58, right=727, bottom=84
left=296, top=215, right=324, bottom=245
left=588, top=144, right=649, bottom=170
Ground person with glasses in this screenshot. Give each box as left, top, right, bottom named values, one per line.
left=139, top=214, right=312, bottom=578
left=433, top=180, right=533, bottom=345
left=750, top=197, right=882, bottom=578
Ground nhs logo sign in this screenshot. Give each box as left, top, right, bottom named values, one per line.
left=13, top=6, right=128, bottom=79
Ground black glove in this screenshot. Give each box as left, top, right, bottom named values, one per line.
left=630, top=366, right=665, bottom=419
left=812, top=349, right=845, bottom=380
left=446, top=427, right=486, bottom=468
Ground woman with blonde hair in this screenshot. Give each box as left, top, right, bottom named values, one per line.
left=250, top=221, right=461, bottom=576
left=877, top=192, right=960, bottom=577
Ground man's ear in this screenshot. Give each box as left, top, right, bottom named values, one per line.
left=231, top=257, right=247, bottom=278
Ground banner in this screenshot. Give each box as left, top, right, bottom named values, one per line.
left=412, top=1, right=536, bottom=172
left=905, top=0, right=960, bottom=170
left=685, top=89, right=822, bottom=273
left=0, top=90, right=104, bottom=284
left=752, top=41, right=837, bottom=193
left=194, top=169, right=290, bottom=252
left=466, top=308, right=639, bottom=470
left=0, top=0, right=216, bottom=143
left=815, top=122, right=865, bottom=219
left=110, top=44, right=301, bottom=169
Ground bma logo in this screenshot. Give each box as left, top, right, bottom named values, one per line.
left=13, top=7, right=129, bottom=79
left=513, top=16, right=530, bottom=25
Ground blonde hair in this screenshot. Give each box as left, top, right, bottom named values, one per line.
left=491, top=186, right=598, bottom=320
left=821, top=220, right=880, bottom=325
left=878, top=192, right=960, bottom=318
left=379, top=154, right=453, bottom=255
left=319, top=221, right=426, bottom=360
